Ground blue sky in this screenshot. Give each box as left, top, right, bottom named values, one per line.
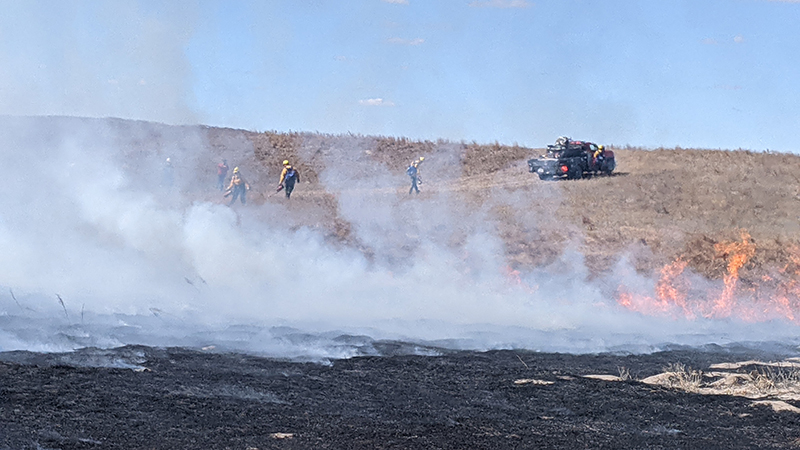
left=0, top=0, right=798, bottom=151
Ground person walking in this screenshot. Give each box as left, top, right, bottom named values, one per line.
left=278, top=160, right=300, bottom=199
left=216, top=159, right=229, bottom=191
left=224, top=167, right=250, bottom=205
left=406, top=156, right=424, bottom=194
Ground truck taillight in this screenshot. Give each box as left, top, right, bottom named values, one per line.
left=560, top=165, right=568, bottom=173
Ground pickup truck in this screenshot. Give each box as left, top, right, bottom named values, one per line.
left=527, top=138, right=615, bottom=180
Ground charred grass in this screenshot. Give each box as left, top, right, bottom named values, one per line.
left=4, top=347, right=800, bottom=449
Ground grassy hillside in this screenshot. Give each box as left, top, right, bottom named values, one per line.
left=220, top=129, right=800, bottom=282
left=37, top=117, right=800, bottom=290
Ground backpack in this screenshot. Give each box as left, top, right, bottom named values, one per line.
left=285, top=168, right=297, bottom=180
left=406, top=165, right=417, bottom=177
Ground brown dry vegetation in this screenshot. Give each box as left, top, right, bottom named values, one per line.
left=640, top=359, right=800, bottom=405
left=238, top=130, right=800, bottom=282
left=100, top=118, right=800, bottom=287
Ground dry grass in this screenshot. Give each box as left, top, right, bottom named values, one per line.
left=549, top=147, right=800, bottom=279
left=103, top=120, right=800, bottom=283
left=746, top=366, right=800, bottom=397
left=223, top=130, right=800, bottom=284
left=642, top=363, right=705, bottom=393
left=643, top=360, right=800, bottom=401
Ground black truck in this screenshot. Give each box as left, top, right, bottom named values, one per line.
left=527, top=137, right=616, bottom=180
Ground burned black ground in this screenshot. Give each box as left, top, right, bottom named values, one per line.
left=2, top=345, right=800, bottom=449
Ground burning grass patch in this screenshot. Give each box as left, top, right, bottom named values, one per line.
left=616, top=231, right=800, bottom=323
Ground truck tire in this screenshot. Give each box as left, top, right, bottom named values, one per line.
left=604, top=160, right=616, bottom=175
left=568, top=167, right=583, bottom=180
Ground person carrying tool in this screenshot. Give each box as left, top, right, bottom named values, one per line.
left=224, top=167, right=250, bottom=205
left=278, top=160, right=300, bottom=199
left=216, top=159, right=229, bottom=191
left=406, top=156, right=424, bottom=194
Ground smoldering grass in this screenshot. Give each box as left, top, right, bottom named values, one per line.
left=185, top=276, right=208, bottom=291
left=148, top=307, right=182, bottom=320
left=10, top=288, right=23, bottom=311
left=56, top=294, right=69, bottom=320
left=9, top=289, right=36, bottom=313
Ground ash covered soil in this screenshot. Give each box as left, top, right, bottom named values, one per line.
left=3, top=345, right=800, bottom=450
left=5, top=117, right=800, bottom=449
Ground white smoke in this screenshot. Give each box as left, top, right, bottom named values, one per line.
left=0, top=1, right=197, bottom=124
left=0, top=117, right=798, bottom=361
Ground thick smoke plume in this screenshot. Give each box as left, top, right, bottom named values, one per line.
left=0, top=117, right=797, bottom=360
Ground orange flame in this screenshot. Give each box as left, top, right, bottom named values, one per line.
left=655, top=258, right=692, bottom=318
left=504, top=265, right=522, bottom=285
left=615, top=258, right=691, bottom=318
left=503, top=265, right=537, bottom=293
left=709, top=231, right=755, bottom=317
left=615, top=231, right=800, bottom=323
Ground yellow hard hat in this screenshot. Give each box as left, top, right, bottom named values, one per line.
left=598, top=145, right=605, bottom=150
left=419, top=156, right=424, bottom=161
left=233, top=167, right=239, bottom=173
left=283, top=160, right=289, bottom=165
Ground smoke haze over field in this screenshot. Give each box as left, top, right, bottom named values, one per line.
left=1, top=117, right=800, bottom=360
left=1, top=0, right=800, bottom=356
left=0, top=2, right=197, bottom=125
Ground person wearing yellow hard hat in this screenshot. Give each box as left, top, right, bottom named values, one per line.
left=224, top=166, right=250, bottom=205
left=406, top=156, right=425, bottom=194
left=278, top=160, right=301, bottom=199
left=593, top=144, right=605, bottom=169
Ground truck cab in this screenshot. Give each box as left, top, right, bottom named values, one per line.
left=528, top=138, right=615, bottom=180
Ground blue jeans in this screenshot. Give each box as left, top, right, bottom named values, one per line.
left=229, top=185, right=246, bottom=205
left=409, top=176, right=419, bottom=194
left=285, top=180, right=296, bottom=198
